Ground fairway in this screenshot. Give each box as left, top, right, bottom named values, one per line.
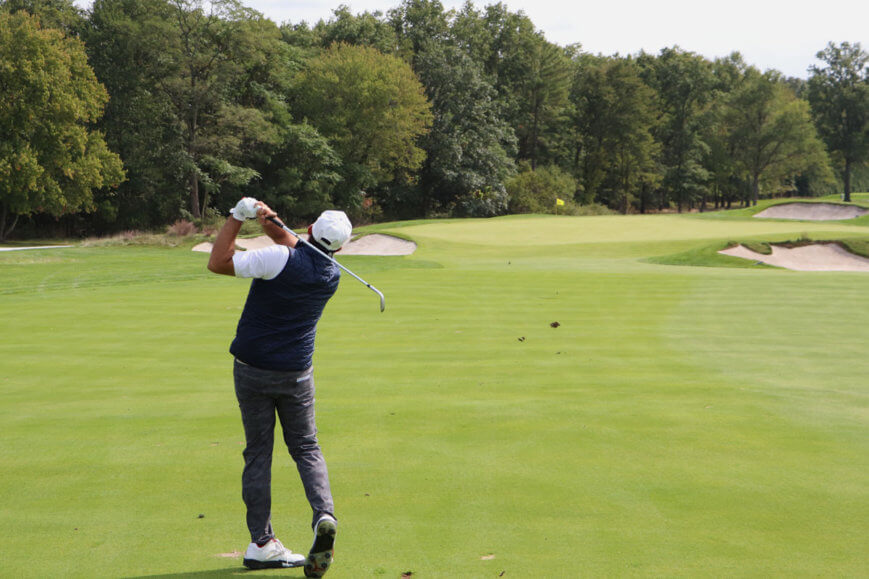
left=1, top=211, right=867, bottom=577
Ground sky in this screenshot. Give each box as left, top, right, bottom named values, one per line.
left=238, top=0, right=868, bottom=78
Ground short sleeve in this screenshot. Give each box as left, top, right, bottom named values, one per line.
left=232, top=244, right=291, bottom=280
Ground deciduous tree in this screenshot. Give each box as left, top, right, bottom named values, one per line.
left=0, top=0, right=85, bottom=36
left=159, top=0, right=286, bottom=218
left=314, top=4, right=397, bottom=54
left=292, top=43, right=432, bottom=212
left=639, top=47, right=714, bottom=211
left=0, top=11, right=123, bottom=239
left=388, top=0, right=450, bottom=64
left=571, top=55, right=659, bottom=212
left=414, top=42, right=516, bottom=216
left=725, top=69, right=831, bottom=204
left=453, top=3, right=570, bottom=168
left=84, top=0, right=185, bottom=229
left=808, top=42, right=869, bottom=201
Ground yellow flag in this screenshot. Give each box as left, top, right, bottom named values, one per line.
left=556, top=198, right=565, bottom=206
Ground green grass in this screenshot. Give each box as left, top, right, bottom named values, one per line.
left=639, top=200, right=869, bottom=267
left=740, top=240, right=772, bottom=255
left=1, top=208, right=868, bottom=577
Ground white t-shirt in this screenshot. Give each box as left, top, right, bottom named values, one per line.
left=232, top=245, right=290, bottom=280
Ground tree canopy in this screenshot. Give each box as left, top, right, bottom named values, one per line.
left=725, top=69, right=831, bottom=205
left=0, top=10, right=123, bottom=239
left=0, top=0, right=864, bottom=237
left=808, top=42, right=869, bottom=201
left=292, top=43, right=432, bottom=212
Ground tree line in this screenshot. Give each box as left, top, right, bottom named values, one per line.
left=1, top=0, right=868, bottom=239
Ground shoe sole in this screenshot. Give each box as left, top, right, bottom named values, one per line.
left=304, top=519, right=337, bottom=578
left=243, top=558, right=306, bottom=569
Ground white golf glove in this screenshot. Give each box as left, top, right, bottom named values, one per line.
left=230, top=197, right=259, bottom=221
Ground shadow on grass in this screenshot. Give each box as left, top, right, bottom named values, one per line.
left=125, top=568, right=256, bottom=578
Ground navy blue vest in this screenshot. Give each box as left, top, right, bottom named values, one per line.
left=230, top=244, right=340, bottom=371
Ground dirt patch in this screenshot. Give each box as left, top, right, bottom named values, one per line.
left=719, top=243, right=869, bottom=272
left=754, top=203, right=869, bottom=221
left=193, top=233, right=416, bottom=256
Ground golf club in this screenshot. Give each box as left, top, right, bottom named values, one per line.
left=267, top=216, right=386, bottom=312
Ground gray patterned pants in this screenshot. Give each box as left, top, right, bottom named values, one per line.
left=234, top=359, right=335, bottom=544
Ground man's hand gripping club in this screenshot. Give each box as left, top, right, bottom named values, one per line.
left=209, top=197, right=294, bottom=276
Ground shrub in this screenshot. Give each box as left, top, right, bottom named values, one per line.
left=166, top=220, right=197, bottom=237
left=506, top=165, right=577, bottom=214
left=348, top=195, right=384, bottom=226
left=570, top=203, right=616, bottom=216
left=452, top=187, right=510, bottom=217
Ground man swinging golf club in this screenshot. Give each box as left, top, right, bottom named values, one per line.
left=208, top=197, right=349, bottom=576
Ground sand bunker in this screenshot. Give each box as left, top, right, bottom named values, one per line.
left=234, top=236, right=274, bottom=250
left=754, top=203, right=869, bottom=221
left=192, top=233, right=416, bottom=256
left=719, top=243, right=869, bottom=272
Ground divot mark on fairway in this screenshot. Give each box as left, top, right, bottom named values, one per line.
left=481, top=554, right=496, bottom=560
left=216, top=551, right=242, bottom=558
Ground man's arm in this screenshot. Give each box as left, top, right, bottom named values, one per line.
left=207, top=217, right=243, bottom=276
left=257, top=204, right=298, bottom=248
left=208, top=199, right=296, bottom=277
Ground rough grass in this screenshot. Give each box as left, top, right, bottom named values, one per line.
left=741, top=240, right=772, bottom=254
left=642, top=205, right=869, bottom=267
left=1, top=209, right=867, bottom=577
left=841, top=238, right=869, bottom=258
left=80, top=231, right=200, bottom=247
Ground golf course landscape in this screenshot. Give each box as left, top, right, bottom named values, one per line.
left=2, top=198, right=868, bottom=577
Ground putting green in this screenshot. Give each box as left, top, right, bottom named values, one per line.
left=0, top=209, right=866, bottom=577
left=392, top=213, right=868, bottom=246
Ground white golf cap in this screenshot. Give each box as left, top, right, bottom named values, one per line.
left=311, top=210, right=352, bottom=251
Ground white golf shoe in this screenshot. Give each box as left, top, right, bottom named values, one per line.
left=304, top=514, right=337, bottom=578
left=243, top=538, right=306, bottom=569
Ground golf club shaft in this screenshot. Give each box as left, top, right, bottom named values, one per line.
left=267, top=216, right=385, bottom=312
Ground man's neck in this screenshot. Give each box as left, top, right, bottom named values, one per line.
left=307, top=239, right=334, bottom=257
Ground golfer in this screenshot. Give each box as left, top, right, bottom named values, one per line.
left=208, top=197, right=350, bottom=577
